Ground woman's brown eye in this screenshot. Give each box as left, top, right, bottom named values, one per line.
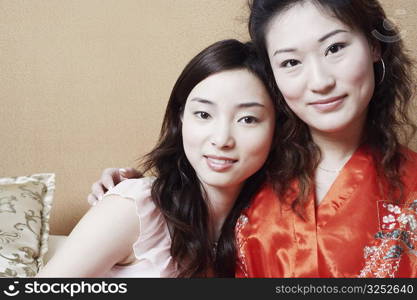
left=195, top=112, right=210, bottom=119
left=326, top=43, right=346, bottom=56
left=239, top=116, right=259, bottom=124
left=281, top=59, right=300, bottom=68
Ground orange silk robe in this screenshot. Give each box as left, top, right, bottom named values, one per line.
left=235, top=145, right=417, bottom=277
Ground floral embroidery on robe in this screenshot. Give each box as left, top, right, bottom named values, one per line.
left=359, top=200, right=417, bottom=277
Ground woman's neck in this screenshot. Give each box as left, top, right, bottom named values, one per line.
left=310, top=117, right=365, bottom=205
left=201, top=183, right=242, bottom=241
left=310, top=117, right=365, bottom=168
left=312, top=131, right=360, bottom=167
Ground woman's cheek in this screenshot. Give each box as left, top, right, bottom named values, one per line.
left=342, top=43, right=375, bottom=85
left=342, top=57, right=367, bottom=85
left=273, top=70, right=302, bottom=100
left=182, top=119, right=202, bottom=149
left=246, top=125, right=274, bottom=158
left=278, top=81, right=302, bottom=103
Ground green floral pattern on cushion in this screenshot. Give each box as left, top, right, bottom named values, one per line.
left=0, top=174, right=54, bottom=277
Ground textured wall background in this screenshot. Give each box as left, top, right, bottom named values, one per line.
left=1, top=0, right=416, bottom=234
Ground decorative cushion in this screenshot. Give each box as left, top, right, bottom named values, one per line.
left=0, top=174, right=55, bottom=277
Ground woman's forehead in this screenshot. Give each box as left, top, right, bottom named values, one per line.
left=185, top=70, right=271, bottom=107
left=265, top=2, right=352, bottom=48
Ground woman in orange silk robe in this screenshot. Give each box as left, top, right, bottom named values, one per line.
left=237, top=0, right=417, bottom=278
left=235, top=145, right=417, bottom=277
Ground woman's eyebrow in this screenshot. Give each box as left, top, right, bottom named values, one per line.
left=237, top=102, right=265, bottom=108
left=318, top=29, right=348, bottom=42
left=273, top=48, right=296, bottom=57
left=190, top=97, right=265, bottom=107
left=190, top=98, right=214, bottom=105
left=190, top=98, right=265, bottom=108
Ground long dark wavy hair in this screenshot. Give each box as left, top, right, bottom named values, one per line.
left=248, top=0, right=416, bottom=214
left=139, top=39, right=279, bottom=277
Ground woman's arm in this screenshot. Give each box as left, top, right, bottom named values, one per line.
left=37, top=195, right=140, bottom=277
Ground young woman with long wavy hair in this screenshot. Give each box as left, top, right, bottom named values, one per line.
left=38, top=39, right=279, bottom=277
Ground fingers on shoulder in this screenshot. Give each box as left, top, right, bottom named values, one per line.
left=87, top=193, right=98, bottom=206
left=91, top=181, right=106, bottom=197
left=102, top=168, right=120, bottom=189
left=120, top=168, right=142, bottom=179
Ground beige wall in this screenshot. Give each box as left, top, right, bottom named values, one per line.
left=1, top=0, right=416, bottom=235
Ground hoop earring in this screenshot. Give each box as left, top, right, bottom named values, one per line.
left=378, top=58, right=386, bottom=85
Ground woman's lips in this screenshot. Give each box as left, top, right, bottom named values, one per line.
left=309, top=95, right=347, bottom=113
left=204, top=155, right=238, bottom=172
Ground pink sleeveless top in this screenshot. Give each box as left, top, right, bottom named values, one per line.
left=103, top=178, right=177, bottom=277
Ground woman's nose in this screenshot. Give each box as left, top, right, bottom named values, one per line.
left=210, top=124, right=235, bottom=149
left=308, top=60, right=336, bottom=94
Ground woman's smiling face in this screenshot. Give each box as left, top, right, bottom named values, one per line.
left=181, top=68, right=275, bottom=191
left=266, top=1, right=380, bottom=135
